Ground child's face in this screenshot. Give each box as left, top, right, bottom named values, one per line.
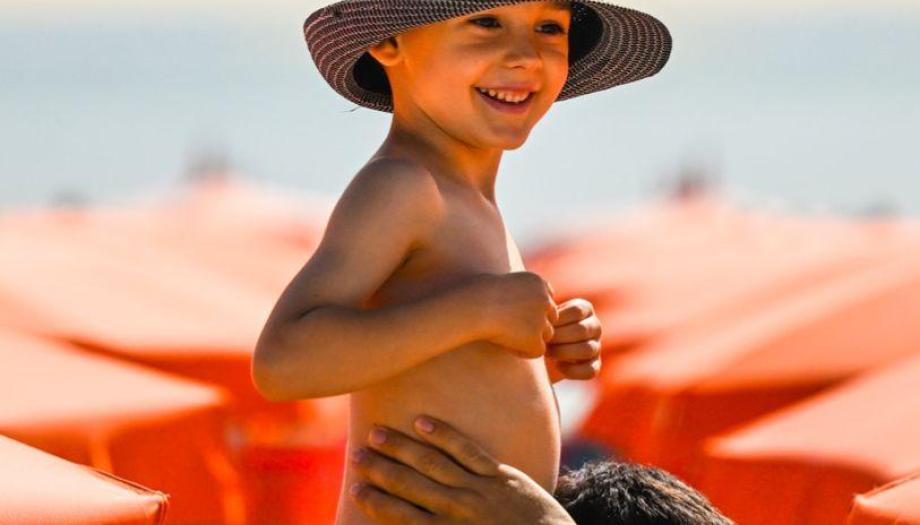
left=372, top=1, right=571, bottom=150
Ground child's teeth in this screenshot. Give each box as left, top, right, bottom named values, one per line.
left=478, top=87, right=529, bottom=104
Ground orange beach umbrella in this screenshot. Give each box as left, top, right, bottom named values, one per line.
left=525, top=195, right=916, bottom=353
left=0, top=328, right=242, bottom=525
left=580, top=247, right=920, bottom=474
left=0, top=434, right=169, bottom=525
left=695, top=353, right=920, bottom=525
left=848, top=472, right=920, bottom=525
left=0, top=177, right=332, bottom=411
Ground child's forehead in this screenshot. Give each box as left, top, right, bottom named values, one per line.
left=409, top=0, right=574, bottom=33
left=417, top=0, right=573, bottom=23
left=472, top=0, right=573, bottom=14
left=543, top=0, right=575, bottom=12
left=388, top=0, right=573, bottom=42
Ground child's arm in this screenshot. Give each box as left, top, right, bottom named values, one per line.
left=251, top=159, right=489, bottom=401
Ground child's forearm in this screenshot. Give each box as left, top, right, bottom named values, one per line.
left=253, top=278, right=492, bottom=401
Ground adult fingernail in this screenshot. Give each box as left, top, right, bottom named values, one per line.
left=351, top=448, right=367, bottom=463
left=415, top=417, right=434, bottom=433
left=349, top=483, right=364, bottom=497
left=370, top=427, right=387, bottom=444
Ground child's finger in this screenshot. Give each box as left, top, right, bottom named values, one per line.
left=413, top=416, right=501, bottom=477
left=547, top=301, right=560, bottom=324
left=553, top=298, right=594, bottom=326
left=549, top=317, right=601, bottom=344
left=543, top=279, right=560, bottom=323
left=542, top=320, right=555, bottom=343
left=556, top=357, right=602, bottom=380
left=547, top=340, right=601, bottom=363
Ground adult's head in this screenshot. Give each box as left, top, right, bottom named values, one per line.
left=554, top=460, right=735, bottom=525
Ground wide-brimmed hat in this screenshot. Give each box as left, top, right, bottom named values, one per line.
left=304, top=0, right=672, bottom=113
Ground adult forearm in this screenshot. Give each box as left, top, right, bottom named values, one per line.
left=255, top=279, right=490, bottom=400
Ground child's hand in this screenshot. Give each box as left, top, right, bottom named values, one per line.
left=477, top=271, right=559, bottom=359
left=544, top=298, right=602, bottom=383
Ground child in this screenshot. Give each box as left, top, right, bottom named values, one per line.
left=252, top=1, right=671, bottom=523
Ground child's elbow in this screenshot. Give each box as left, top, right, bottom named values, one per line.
left=251, top=337, right=292, bottom=403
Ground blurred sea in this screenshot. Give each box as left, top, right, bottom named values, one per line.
left=1, top=2, right=918, bottom=247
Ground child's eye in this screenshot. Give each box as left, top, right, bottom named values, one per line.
left=539, top=22, right=567, bottom=35
left=468, top=17, right=567, bottom=35
left=469, top=16, right=500, bottom=29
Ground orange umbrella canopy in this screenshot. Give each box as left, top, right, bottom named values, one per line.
left=535, top=195, right=920, bottom=470
left=848, top=472, right=920, bottom=525
left=526, top=194, right=918, bottom=353
left=695, top=353, right=920, bottom=525
left=0, top=328, right=240, bottom=524
left=579, top=246, right=920, bottom=472
left=0, top=434, right=168, bottom=525
left=0, top=220, right=268, bottom=353
left=0, top=177, right=332, bottom=410
left=93, top=175, right=332, bottom=293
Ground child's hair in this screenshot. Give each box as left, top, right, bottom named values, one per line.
left=553, top=460, right=735, bottom=525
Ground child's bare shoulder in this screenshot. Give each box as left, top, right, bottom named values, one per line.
left=343, top=157, right=443, bottom=221
left=331, top=157, right=445, bottom=248
left=257, top=157, right=446, bottom=336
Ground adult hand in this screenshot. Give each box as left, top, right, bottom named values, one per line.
left=348, top=415, right=576, bottom=525
left=545, top=298, right=602, bottom=383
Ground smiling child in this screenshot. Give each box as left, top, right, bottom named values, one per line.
left=252, top=1, right=671, bottom=523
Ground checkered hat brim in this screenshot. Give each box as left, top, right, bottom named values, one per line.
left=304, top=0, right=672, bottom=113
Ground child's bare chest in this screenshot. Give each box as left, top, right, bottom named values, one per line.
left=367, top=189, right=525, bottom=307
left=343, top=187, right=561, bottom=518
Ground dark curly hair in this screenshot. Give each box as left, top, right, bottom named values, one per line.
left=553, top=460, right=735, bottom=525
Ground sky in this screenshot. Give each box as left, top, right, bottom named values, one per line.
left=2, top=0, right=918, bottom=248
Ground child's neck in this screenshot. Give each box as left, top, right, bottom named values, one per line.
left=375, top=117, right=502, bottom=201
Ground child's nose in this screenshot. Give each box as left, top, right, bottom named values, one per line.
left=500, top=31, right=542, bottom=69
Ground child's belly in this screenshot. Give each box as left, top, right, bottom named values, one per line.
left=333, top=339, right=562, bottom=525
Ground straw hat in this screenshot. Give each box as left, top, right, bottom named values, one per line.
left=303, top=0, right=673, bottom=113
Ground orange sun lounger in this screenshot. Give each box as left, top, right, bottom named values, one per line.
left=0, top=434, right=169, bottom=525
left=0, top=329, right=243, bottom=525
left=694, top=353, right=920, bottom=525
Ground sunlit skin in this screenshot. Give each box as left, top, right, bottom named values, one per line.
left=254, top=3, right=604, bottom=525
left=325, top=4, right=584, bottom=524
left=367, top=0, right=571, bottom=199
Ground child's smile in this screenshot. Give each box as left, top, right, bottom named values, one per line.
left=473, top=86, right=537, bottom=114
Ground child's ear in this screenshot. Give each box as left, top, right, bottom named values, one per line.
left=367, top=36, right=402, bottom=67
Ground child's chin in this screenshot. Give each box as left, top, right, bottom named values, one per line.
left=501, top=139, right=529, bottom=151
left=487, top=132, right=531, bottom=151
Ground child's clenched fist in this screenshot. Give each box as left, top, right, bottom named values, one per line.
left=475, top=271, right=559, bottom=359
left=544, top=298, right=602, bottom=382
